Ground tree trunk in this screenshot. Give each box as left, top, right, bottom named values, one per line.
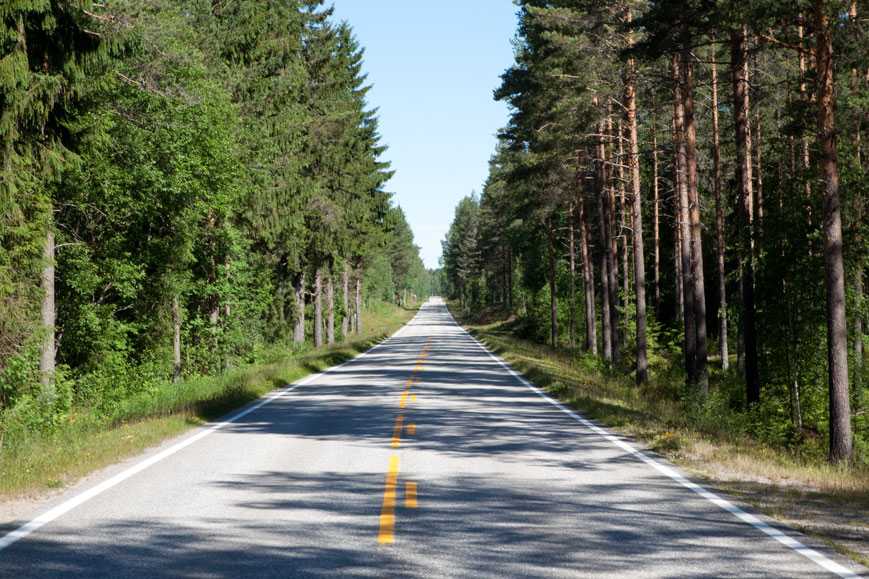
left=711, top=39, right=729, bottom=371
left=173, top=295, right=181, bottom=383
left=673, top=55, right=696, bottom=384
left=596, top=121, right=613, bottom=363
left=568, top=200, right=577, bottom=348
left=547, top=216, right=558, bottom=349
left=313, top=268, right=323, bottom=348
left=342, top=267, right=349, bottom=339
left=625, top=35, right=647, bottom=384
left=683, top=48, right=709, bottom=393
left=294, top=272, right=306, bottom=343
left=39, top=228, right=56, bottom=395
left=754, top=45, right=765, bottom=235
left=578, top=171, right=597, bottom=355
left=355, top=263, right=363, bottom=336
left=502, top=242, right=509, bottom=308
left=618, top=121, right=630, bottom=310
left=327, top=272, right=335, bottom=345
left=731, top=27, right=760, bottom=404
left=672, top=113, right=685, bottom=324
left=652, top=110, right=661, bottom=321
left=508, top=245, right=514, bottom=309
left=815, top=0, right=852, bottom=463
left=606, top=112, right=621, bottom=363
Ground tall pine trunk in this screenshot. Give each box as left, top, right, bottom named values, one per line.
left=327, top=272, right=335, bottom=345
left=547, top=216, right=558, bottom=349
left=673, top=55, right=696, bottom=384
left=625, top=34, right=647, bottom=384
left=39, top=228, right=56, bottom=394
left=683, top=48, right=709, bottom=392
left=578, top=171, right=597, bottom=354
left=355, top=264, right=363, bottom=336
left=342, top=267, right=349, bottom=340
left=606, top=112, right=621, bottom=362
left=711, top=39, right=729, bottom=371
left=672, top=114, right=685, bottom=324
left=294, top=272, right=306, bottom=343
left=172, top=295, right=181, bottom=383
left=731, top=27, right=760, bottom=404
left=652, top=111, right=662, bottom=321
left=618, top=122, right=630, bottom=311
left=596, top=122, right=613, bottom=363
left=815, top=0, right=852, bottom=463
left=313, top=268, right=323, bottom=348
left=568, top=201, right=577, bottom=348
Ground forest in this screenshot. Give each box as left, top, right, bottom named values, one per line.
left=442, top=0, right=868, bottom=465
left=0, top=2, right=431, bottom=435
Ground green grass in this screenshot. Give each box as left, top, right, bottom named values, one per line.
left=0, top=301, right=415, bottom=499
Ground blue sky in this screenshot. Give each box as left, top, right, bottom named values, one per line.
left=328, top=1, right=519, bottom=269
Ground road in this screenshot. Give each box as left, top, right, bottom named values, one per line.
left=0, top=298, right=865, bottom=578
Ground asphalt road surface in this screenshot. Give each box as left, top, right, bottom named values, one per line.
left=0, top=298, right=865, bottom=578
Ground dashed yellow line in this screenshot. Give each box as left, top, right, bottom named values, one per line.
left=407, top=424, right=416, bottom=436
left=378, top=456, right=399, bottom=543
left=399, top=390, right=409, bottom=408
left=391, top=414, right=404, bottom=448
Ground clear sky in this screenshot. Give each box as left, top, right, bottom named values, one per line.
left=328, top=1, right=519, bottom=269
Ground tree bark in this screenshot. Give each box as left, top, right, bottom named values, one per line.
left=355, top=263, right=363, bottom=335
left=731, top=27, right=760, bottom=404
left=672, top=113, right=685, bottom=324
left=313, top=268, right=323, bottom=348
left=618, top=121, right=630, bottom=310
left=814, top=0, right=852, bottom=463
left=342, top=267, right=349, bottom=340
left=508, top=245, right=514, bottom=309
left=625, top=33, right=647, bottom=384
left=173, top=295, right=181, bottom=383
left=578, top=171, right=597, bottom=355
left=293, top=272, right=306, bottom=343
left=711, top=39, right=729, bottom=371
left=547, top=216, right=558, bottom=349
left=606, top=111, right=621, bottom=363
left=652, top=111, right=661, bottom=321
left=39, top=228, right=56, bottom=395
left=683, top=48, right=709, bottom=392
left=326, top=272, right=335, bottom=345
left=673, top=55, right=696, bottom=384
left=568, top=200, right=577, bottom=348
left=596, top=120, right=613, bottom=363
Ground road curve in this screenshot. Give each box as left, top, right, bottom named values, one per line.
left=0, top=298, right=865, bottom=578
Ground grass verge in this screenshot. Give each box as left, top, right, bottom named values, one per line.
left=451, top=303, right=869, bottom=566
left=0, top=302, right=415, bottom=502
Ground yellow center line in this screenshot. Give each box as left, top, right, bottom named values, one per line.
left=399, top=390, right=409, bottom=408
left=378, top=456, right=399, bottom=543
left=391, top=414, right=404, bottom=448
left=405, top=482, right=418, bottom=508
left=407, top=424, right=415, bottom=436
left=406, top=376, right=415, bottom=387
left=411, top=394, right=417, bottom=402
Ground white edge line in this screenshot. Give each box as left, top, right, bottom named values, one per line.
left=446, top=310, right=861, bottom=579
left=0, top=312, right=421, bottom=553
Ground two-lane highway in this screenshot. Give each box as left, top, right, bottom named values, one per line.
left=0, top=299, right=865, bottom=577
